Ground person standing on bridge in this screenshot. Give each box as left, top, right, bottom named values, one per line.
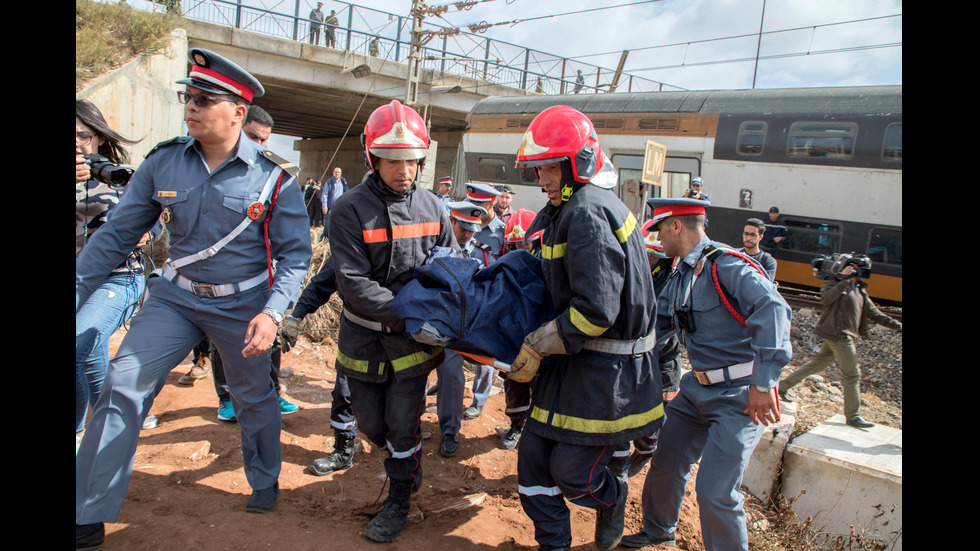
left=75, top=48, right=312, bottom=549
left=778, top=263, right=901, bottom=428
left=309, top=2, right=325, bottom=45
left=325, top=9, right=339, bottom=48
left=621, top=197, right=791, bottom=551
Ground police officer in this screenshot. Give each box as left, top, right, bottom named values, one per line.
left=460, top=182, right=504, bottom=420
left=621, top=197, right=792, bottom=551
left=327, top=99, right=454, bottom=543
left=626, top=220, right=683, bottom=477
left=75, top=49, right=312, bottom=549
left=509, top=105, right=665, bottom=551
left=428, top=200, right=489, bottom=457
left=435, top=176, right=453, bottom=207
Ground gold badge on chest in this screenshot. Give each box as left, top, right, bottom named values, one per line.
left=161, top=206, right=172, bottom=224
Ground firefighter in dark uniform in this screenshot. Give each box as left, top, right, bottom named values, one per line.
left=327, top=100, right=455, bottom=543
left=76, top=49, right=312, bottom=549
left=508, top=105, right=665, bottom=551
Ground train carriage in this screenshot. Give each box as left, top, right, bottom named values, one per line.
left=454, top=86, right=902, bottom=303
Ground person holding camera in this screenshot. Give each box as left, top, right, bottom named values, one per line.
left=683, top=176, right=711, bottom=201
left=76, top=99, right=161, bottom=439
left=76, top=49, right=312, bottom=549
left=778, top=262, right=902, bottom=428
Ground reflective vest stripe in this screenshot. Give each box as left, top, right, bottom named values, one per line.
left=529, top=402, right=664, bottom=434
left=392, top=221, right=442, bottom=239
left=387, top=439, right=423, bottom=459
left=518, top=484, right=562, bottom=497
left=362, top=228, right=388, bottom=243
left=362, top=222, right=442, bottom=243
left=614, top=212, right=637, bottom=244
left=337, top=349, right=439, bottom=374
left=570, top=307, right=608, bottom=337
left=541, top=242, right=566, bottom=259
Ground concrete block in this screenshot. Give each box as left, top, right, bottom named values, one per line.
left=743, top=400, right=797, bottom=503
left=781, top=415, right=902, bottom=550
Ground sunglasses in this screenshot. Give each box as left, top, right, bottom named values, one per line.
left=177, top=91, right=238, bottom=108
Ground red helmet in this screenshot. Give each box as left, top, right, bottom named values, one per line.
left=361, top=100, right=430, bottom=170
left=514, top=105, right=603, bottom=184
left=504, top=208, right=537, bottom=242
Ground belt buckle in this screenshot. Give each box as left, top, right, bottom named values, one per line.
left=694, top=370, right=712, bottom=385
left=192, top=282, right=215, bottom=298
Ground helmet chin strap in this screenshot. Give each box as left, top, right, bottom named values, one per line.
left=559, top=160, right=584, bottom=202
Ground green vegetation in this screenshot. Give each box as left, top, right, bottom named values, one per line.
left=76, top=0, right=180, bottom=90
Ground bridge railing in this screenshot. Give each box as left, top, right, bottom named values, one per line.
left=173, top=0, right=683, bottom=94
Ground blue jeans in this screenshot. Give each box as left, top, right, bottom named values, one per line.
left=75, top=271, right=144, bottom=433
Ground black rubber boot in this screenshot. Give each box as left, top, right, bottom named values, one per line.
left=594, top=471, right=629, bottom=550
left=363, top=479, right=414, bottom=542
left=309, top=432, right=359, bottom=476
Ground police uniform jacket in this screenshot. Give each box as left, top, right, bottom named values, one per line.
left=75, top=133, right=312, bottom=315
left=328, top=171, right=454, bottom=383
left=658, top=236, right=792, bottom=389
left=529, top=183, right=664, bottom=446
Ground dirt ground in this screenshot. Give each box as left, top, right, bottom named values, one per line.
left=93, top=329, right=697, bottom=551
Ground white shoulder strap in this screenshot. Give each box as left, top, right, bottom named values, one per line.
left=169, top=166, right=284, bottom=270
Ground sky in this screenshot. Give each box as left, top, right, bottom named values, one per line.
left=126, top=0, right=901, bottom=162
left=348, top=0, right=902, bottom=91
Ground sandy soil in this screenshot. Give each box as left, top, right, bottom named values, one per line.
left=91, top=329, right=697, bottom=551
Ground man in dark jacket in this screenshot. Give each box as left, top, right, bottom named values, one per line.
left=327, top=100, right=454, bottom=543
left=778, top=264, right=902, bottom=427
left=509, top=105, right=664, bottom=551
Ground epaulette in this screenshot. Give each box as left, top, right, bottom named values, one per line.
left=471, top=240, right=492, bottom=252
left=259, top=149, right=300, bottom=178
left=144, top=136, right=192, bottom=159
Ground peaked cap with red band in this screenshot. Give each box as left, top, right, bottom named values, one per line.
left=446, top=201, right=486, bottom=232
left=465, top=182, right=501, bottom=203
left=646, top=197, right=711, bottom=230
left=177, top=48, right=264, bottom=102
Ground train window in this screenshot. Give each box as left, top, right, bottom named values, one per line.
left=867, top=227, right=902, bottom=266
left=787, top=122, right=857, bottom=159
left=736, top=121, right=767, bottom=155
left=883, top=123, right=902, bottom=161
left=476, top=157, right=508, bottom=182
left=781, top=219, right=840, bottom=256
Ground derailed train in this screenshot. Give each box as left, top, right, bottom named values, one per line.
left=453, top=85, right=902, bottom=303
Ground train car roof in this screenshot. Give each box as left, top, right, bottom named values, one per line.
left=468, top=85, right=902, bottom=117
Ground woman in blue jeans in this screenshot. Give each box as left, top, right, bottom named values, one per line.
left=76, top=99, right=158, bottom=435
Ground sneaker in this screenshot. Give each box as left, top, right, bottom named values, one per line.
left=463, top=404, right=483, bottom=420
left=279, top=396, right=299, bottom=415
left=217, top=401, right=237, bottom=422
left=499, top=420, right=524, bottom=450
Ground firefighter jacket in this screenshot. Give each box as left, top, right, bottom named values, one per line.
left=327, top=172, right=455, bottom=383
left=528, top=184, right=664, bottom=446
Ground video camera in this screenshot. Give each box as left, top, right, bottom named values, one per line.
left=810, top=252, right=872, bottom=281
left=83, top=153, right=134, bottom=190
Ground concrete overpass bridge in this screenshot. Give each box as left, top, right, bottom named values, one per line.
left=174, top=0, right=679, bottom=185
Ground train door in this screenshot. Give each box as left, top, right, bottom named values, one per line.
left=612, top=154, right=701, bottom=221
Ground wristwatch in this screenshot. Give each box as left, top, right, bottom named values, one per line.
left=753, top=385, right=772, bottom=393
left=262, top=307, right=283, bottom=327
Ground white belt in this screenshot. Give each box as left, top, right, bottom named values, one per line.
left=693, top=361, right=753, bottom=385
left=582, top=330, right=657, bottom=356
left=162, top=264, right=266, bottom=298
left=343, top=308, right=394, bottom=333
